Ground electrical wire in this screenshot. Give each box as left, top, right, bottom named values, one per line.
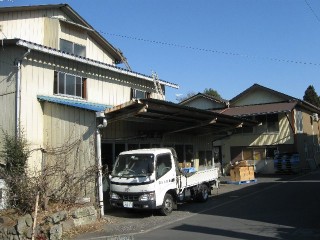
left=99, top=30, right=320, bottom=67
left=304, top=0, right=320, bottom=24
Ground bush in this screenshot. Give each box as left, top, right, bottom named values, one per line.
left=0, top=131, right=99, bottom=214
left=0, top=131, right=34, bottom=213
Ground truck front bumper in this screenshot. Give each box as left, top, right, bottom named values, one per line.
left=110, top=199, right=157, bottom=210
left=110, top=191, right=157, bottom=210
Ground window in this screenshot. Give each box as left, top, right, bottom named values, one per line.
left=296, top=111, right=303, bottom=133
left=199, top=151, right=213, bottom=166
left=255, top=114, right=279, bottom=133
left=60, top=39, right=86, bottom=57
left=156, top=153, right=172, bottom=179
left=255, top=115, right=267, bottom=133
left=54, top=72, right=86, bottom=98
left=267, top=114, right=279, bottom=132
left=131, top=88, right=150, bottom=99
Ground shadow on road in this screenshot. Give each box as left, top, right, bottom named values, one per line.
left=88, top=170, right=320, bottom=240
left=170, top=170, right=320, bottom=240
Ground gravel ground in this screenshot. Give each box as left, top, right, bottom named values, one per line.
left=74, top=174, right=292, bottom=240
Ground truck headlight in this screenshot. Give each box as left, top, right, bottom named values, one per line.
left=139, top=192, right=155, bottom=201
left=110, top=192, right=120, bottom=200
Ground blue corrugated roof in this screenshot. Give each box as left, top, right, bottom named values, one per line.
left=37, top=95, right=111, bottom=112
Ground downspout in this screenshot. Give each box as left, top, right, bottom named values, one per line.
left=96, top=111, right=108, bottom=217
left=15, top=49, right=31, bottom=137
left=96, top=128, right=104, bottom=217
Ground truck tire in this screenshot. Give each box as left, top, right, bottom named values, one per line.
left=160, top=193, right=174, bottom=216
left=196, top=184, right=209, bottom=202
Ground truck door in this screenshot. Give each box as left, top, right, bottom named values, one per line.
left=155, top=153, right=176, bottom=207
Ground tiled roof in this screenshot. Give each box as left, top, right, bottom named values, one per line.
left=217, top=102, right=297, bottom=117
left=179, top=92, right=227, bottom=105
left=37, top=95, right=111, bottom=112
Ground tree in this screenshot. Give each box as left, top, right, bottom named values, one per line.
left=176, top=88, right=223, bottom=102
left=203, top=88, right=222, bottom=100
left=176, top=91, right=197, bottom=102
left=303, top=85, right=320, bottom=108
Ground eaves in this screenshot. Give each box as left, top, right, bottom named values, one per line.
left=5, top=39, right=179, bottom=89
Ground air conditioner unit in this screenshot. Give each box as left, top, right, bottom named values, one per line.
left=312, top=113, right=319, bottom=122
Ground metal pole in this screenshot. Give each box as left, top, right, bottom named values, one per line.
left=96, top=128, right=104, bottom=217
left=15, top=60, right=21, bottom=138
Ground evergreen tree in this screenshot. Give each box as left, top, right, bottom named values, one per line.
left=303, top=85, right=320, bottom=107
left=203, top=88, right=222, bottom=100
left=177, top=88, right=223, bottom=102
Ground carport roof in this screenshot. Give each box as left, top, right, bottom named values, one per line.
left=105, top=99, right=257, bottom=136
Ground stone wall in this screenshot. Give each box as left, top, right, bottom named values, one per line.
left=0, top=205, right=98, bottom=240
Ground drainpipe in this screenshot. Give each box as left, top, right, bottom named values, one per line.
left=15, top=49, right=31, bottom=137
left=96, top=128, right=104, bottom=217
left=96, top=112, right=108, bottom=217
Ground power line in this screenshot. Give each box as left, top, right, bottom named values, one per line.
left=304, top=0, right=320, bottom=24
left=99, top=30, right=320, bottom=67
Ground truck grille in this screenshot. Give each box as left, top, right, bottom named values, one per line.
left=121, top=194, right=139, bottom=201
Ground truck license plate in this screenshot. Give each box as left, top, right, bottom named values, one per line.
left=123, top=201, right=133, bottom=208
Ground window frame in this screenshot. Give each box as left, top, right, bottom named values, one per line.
left=60, top=38, right=86, bottom=57
left=54, top=71, right=87, bottom=99
left=156, top=153, right=172, bottom=179
left=131, top=88, right=150, bottom=100
left=296, top=110, right=303, bottom=133
left=255, top=114, right=279, bottom=133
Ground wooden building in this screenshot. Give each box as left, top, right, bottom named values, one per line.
left=0, top=4, right=255, bottom=209
left=181, top=84, right=320, bottom=174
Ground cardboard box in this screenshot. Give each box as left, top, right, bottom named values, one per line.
left=230, top=165, right=255, bottom=182
left=178, top=162, right=192, bottom=168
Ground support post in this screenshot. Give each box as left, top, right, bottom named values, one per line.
left=96, top=128, right=104, bottom=217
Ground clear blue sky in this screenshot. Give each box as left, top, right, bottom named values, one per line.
left=2, top=0, right=320, bottom=103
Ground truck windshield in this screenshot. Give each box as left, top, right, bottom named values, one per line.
left=112, top=154, right=154, bottom=177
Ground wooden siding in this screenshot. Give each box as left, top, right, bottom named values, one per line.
left=43, top=17, right=59, bottom=48
left=221, top=113, right=294, bottom=162
left=59, top=21, right=87, bottom=47
left=0, top=47, right=25, bottom=140
left=0, top=9, right=46, bottom=44
left=6, top=49, right=158, bottom=170
left=295, top=109, right=320, bottom=166
left=232, top=89, right=285, bottom=106
left=42, top=102, right=96, bottom=197
left=87, top=36, right=115, bottom=65
left=0, top=8, right=116, bottom=65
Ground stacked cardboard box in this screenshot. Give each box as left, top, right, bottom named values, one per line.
left=178, top=162, right=192, bottom=168
left=230, top=165, right=255, bottom=182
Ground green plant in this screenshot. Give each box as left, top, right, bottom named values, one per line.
left=0, top=131, right=34, bottom=213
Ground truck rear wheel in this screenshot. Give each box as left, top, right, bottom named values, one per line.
left=160, top=193, right=173, bottom=216
left=196, top=184, right=209, bottom=202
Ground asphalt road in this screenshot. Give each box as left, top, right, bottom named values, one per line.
left=76, top=170, right=320, bottom=240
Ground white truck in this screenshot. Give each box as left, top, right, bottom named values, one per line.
left=109, top=148, right=219, bottom=215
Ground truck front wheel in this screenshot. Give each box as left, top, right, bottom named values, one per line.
left=196, top=184, right=209, bottom=202
left=160, top=193, right=173, bottom=216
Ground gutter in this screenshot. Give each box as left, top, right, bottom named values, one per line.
left=15, top=40, right=179, bottom=89
left=14, top=49, right=31, bottom=137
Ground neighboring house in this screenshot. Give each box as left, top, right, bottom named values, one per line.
left=179, top=93, right=228, bottom=110
left=181, top=84, right=320, bottom=173
left=0, top=4, right=256, bottom=210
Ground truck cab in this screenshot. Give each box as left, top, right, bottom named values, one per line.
left=109, top=148, right=219, bottom=215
